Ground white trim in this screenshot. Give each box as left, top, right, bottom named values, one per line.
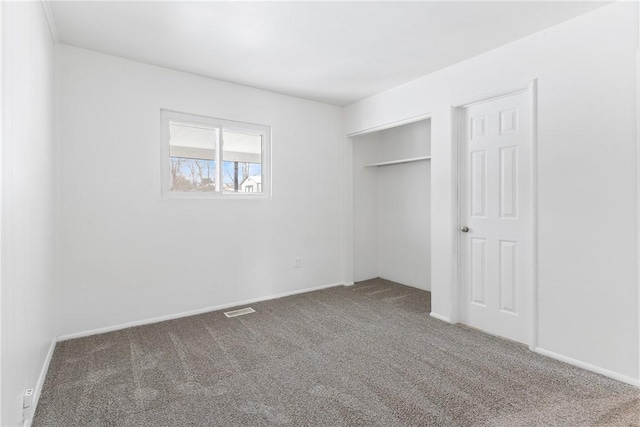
left=58, top=282, right=346, bottom=341
left=451, top=81, right=530, bottom=108
left=39, top=2, right=58, bottom=44
left=528, top=79, right=539, bottom=351
left=346, top=113, right=431, bottom=138
left=363, top=156, right=431, bottom=168
left=429, top=312, right=453, bottom=323
left=452, top=80, right=538, bottom=348
left=23, top=338, right=56, bottom=427
left=637, top=42, right=640, bottom=393
left=217, top=123, right=224, bottom=192
left=343, top=281, right=355, bottom=286
left=162, top=191, right=269, bottom=201
left=0, top=2, right=4, bottom=422
left=451, top=106, right=461, bottom=324
left=534, top=347, right=640, bottom=388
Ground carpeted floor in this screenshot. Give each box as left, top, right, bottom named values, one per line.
left=34, top=278, right=639, bottom=426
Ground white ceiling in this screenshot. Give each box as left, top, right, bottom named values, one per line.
left=50, top=1, right=610, bottom=106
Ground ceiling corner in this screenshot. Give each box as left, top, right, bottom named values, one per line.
left=40, top=1, right=59, bottom=44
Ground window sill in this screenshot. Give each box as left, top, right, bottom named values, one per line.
left=161, top=191, right=271, bottom=200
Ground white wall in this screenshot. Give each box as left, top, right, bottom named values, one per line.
left=376, top=121, right=430, bottom=290
left=352, top=120, right=431, bottom=290
left=1, top=2, right=57, bottom=425
left=352, top=132, right=379, bottom=281
left=345, top=2, right=639, bottom=382
left=57, top=45, right=344, bottom=337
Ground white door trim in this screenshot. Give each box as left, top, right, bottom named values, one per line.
left=0, top=2, right=4, bottom=422
left=636, top=44, right=640, bottom=386
left=452, top=80, right=538, bottom=350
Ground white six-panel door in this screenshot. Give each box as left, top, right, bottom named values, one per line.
left=460, top=91, right=532, bottom=345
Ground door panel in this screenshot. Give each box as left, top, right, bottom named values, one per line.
left=499, top=146, right=517, bottom=218
left=470, top=237, right=487, bottom=306
left=470, top=150, right=487, bottom=217
left=460, top=91, right=531, bottom=344
left=499, top=240, right=517, bottom=314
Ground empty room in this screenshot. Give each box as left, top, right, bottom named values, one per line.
left=2, top=0, right=639, bottom=426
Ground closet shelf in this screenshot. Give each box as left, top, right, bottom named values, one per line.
left=364, top=156, right=431, bottom=168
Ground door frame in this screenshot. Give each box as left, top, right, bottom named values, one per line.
left=345, top=113, right=432, bottom=287
left=451, top=80, right=538, bottom=350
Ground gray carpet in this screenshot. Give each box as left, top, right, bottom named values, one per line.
left=33, top=278, right=639, bottom=426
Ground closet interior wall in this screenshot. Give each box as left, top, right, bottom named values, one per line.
left=352, top=120, right=431, bottom=291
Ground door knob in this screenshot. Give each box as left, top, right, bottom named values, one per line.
left=460, top=226, right=469, bottom=233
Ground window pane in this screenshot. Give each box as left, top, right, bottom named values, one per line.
left=222, top=131, right=262, bottom=193
left=169, top=121, right=218, bottom=192
left=170, top=158, right=216, bottom=192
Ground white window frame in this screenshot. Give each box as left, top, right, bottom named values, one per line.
left=160, top=109, right=271, bottom=199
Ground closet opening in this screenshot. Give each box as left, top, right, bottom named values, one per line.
left=351, top=118, right=431, bottom=309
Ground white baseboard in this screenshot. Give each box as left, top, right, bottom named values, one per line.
left=534, top=347, right=639, bottom=388
left=58, top=282, right=346, bottom=341
left=23, top=337, right=57, bottom=427
left=343, top=281, right=355, bottom=286
left=429, top=312, right=452, bottom=323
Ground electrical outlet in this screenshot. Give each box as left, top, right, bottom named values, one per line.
left=23, top=388, right=34, bottom=421
left=294, top=257, right=303, bottom=268
left=23, top=389, right=33, bottom=409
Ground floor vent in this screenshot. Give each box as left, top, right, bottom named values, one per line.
left=224, top=307, right=256, bottom=318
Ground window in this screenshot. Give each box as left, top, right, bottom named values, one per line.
left=161, top=110, right=270, bottom=198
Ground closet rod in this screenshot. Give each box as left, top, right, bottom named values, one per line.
left=364, top=156, right=431, bottom=168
